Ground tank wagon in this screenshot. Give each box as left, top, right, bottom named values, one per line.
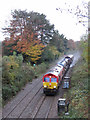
left=43, top=54, right=74, bottom=94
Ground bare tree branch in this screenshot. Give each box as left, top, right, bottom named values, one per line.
left=56, top=1, right=88, bottom=27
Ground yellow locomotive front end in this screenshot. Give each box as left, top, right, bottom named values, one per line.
left=43, top=74, right=59, bottom=94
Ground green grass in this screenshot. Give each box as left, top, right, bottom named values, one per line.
left=60, top=57, right=88, bottom=118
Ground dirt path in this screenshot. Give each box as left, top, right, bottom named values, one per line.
left=2, top=50, right=81, bottom=119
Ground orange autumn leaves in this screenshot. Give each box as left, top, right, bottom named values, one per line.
left=4, top=29, right=45, bottom=63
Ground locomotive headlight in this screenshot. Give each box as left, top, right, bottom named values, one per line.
left=54, top=86, right=56, bottom=88
left=44, top=85, right=46, bottom=88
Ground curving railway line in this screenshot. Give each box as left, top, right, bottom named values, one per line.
left=2, top=51, right=81, bottom=119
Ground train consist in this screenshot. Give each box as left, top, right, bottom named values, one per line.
left=43, top=54, right=74, bottom=94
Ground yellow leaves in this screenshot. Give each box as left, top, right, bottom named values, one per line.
left=6, top=56, right=19, bottom=70
left=7, top=62, right=19, bottom=70
left=30, top=57, right=41, bottom=63
left=17, top=32, right=45, bottom=63
left=25, top=41, right=44, bottom=63
left=7, top=26, right=45, bottom=63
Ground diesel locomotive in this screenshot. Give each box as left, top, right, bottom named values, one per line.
left=43, top=54, right=74, bottom=94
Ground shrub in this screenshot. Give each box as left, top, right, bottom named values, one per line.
left=21, top=64, right=35, bottom=82
left=16, top=54, right=23, bottom=66
left=35, top=62, right=48, bottom=76
left=2, top=54, right=33, bottom=104
left=40, top=46, right=55, bottom=62
left=2, top=85, right=12, bottom=101
left=2, top=53, right=51, bottom=105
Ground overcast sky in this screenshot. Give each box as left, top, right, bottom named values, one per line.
left=0, top=0, right=89, bottom=41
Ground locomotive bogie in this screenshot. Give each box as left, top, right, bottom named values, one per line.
left=43, top=88, right=58, bottom=94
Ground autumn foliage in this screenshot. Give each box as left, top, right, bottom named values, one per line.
left=3, top=27, right=45, bottom=63
left=13, top=29, right=45, bottom=63
left=2, top=10, right=72, bottom=63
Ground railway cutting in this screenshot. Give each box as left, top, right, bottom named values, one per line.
left=2, top=51, right=81, bottom=119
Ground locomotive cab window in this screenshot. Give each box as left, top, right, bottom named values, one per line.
left=51, top=78, right=57, bottom=82
left=44, top=77, right=50, bottom=82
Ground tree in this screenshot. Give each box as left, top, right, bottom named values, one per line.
left=6, top=10, right=55, bottom=45
left=2, top=10, right=45, bottom=63
left=15, top=29, right=45, bottom=63
left=3, top=9, right=71, bottom=63
left=67, top=39, right=76, bottom=50
left=49, top=45, right=60, bottom=59
left=50, top=30, right=68, bottom=52
left=40, top=46, right=54, bottom=62
left=3, top=27, right=45, bottom=63
left=2, top=10, right=55, bottom=55
left=2, top=37, right=19, bottom=56
left=28, top=11, right=55, bottom=45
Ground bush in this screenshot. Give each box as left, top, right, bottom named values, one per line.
left=21, top=64, right=35, bottom=82
left=40, top=46, right=55, bottom=62
left=2, top=53, right=52, bottom=105
left=34, top=62, right=49, bottom=77
left=2, top=85, right=12, bottom=101
left=2, top=54, right=35, bottom=104
left=17, top=54, right=23, bottom=66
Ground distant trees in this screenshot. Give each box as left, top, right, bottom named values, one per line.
left=28, top=11, right=54, bottom=45
left=67, top=39, right=76, bottom=50
left=50, top=30, right=68, bottom=52
left=2, top=9, right=72, bottom=64
left=40, top=45, right=60, bottom=63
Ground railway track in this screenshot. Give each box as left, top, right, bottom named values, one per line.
left=2, top=51, right=81, bottom=119
left=3, top=76, right=67, bottom=119
left=30, top=79, right=66, bottom=119
left=3, top=77, right=43, bottom=118
left=3, top=72, right=65, bottom=118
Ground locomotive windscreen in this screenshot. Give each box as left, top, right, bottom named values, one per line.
left=44, top=77, right=50, bottom=82
left=51, top=78, right=57, bottom=82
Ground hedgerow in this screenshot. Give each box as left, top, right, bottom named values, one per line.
left=2, top=53, right=51, bottom=105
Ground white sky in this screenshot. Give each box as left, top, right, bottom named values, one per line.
left=0, top=0, right=89, bottom=41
